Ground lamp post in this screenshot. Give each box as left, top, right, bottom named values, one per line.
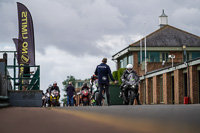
left=144, top=22, right=147, bottom=74
left=169, top=54, right=175, bottom=67
left=183, top=45, right=186, bottom=63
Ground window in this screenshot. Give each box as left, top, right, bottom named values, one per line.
left=119, top=56, right=128, bottom=68
left=138, top=51, right=148, bottom=64
left=161, top=52, right=168, bottom=62
left=138, top=52, right=160, bottom=63
left=120, top=60, right=123, bottom=68
left=78, top=82, right=83, bottom=87
left=128, top=55, right=133, bottom=66
left=149, top=52, right=160, bottom=62
left=123, top=57, right=127, bottom=68
left=192, top=52, right=200, bottom=60
left=184, top=51, right=200, bottom=61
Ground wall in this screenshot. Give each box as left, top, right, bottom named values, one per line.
left=139, top=63, right=200, bottom=105
left=133, top=51, right=184, bottom=76
left=9, top=90, right=43, bottom=107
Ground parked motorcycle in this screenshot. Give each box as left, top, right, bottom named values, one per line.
left=50, top=90, right=60, bottom=106
left=121, top=72, right=140, bottom=105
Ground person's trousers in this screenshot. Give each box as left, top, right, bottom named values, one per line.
left=98, top=83, right=110, bottom=105
left=67, top=96, right=73, bottom=106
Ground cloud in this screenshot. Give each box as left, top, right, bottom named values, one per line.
left=25, top=0, right=126, bottom=56
left=36, top=45, right=116, bottom=99
left=95, top=34, right=142, bottom=55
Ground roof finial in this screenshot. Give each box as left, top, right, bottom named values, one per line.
left=159, top=9, right=168, bottom=28
left=160, top=9, right=168, bottom=17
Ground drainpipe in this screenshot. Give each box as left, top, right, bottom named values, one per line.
left=144, top=74, right=146, bottom=104
left=187, top=61, right=190, bottom=103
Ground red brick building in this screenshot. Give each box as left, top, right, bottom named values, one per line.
left=138, top=59, right=200, bottom=104
left=112, top=10, right=200, bottom=104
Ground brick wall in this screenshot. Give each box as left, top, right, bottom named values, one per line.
left=138, top=80, right=144, bottom=105
left=189, top=65, right=198, bottom=104
left=136, top=51, right=183, bottom=76
left=137, top=62, right=180, bottom=77
left=147, top=62, right=171, bottom=73
left=163, top=73, right=172, bottom=104
left=139, top=65, right=200, bottom=105
left=153, top=75, right=160, bottom=104
left=133, top=52, right=139, bottom=74
left=169, top=51, right=183, bottom=62
left=146, top=78, right=152, bottom=104
left=174, top=69, right=184, bottom=104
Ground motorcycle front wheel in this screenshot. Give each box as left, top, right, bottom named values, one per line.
left=129, top=91, right=135, bottom=105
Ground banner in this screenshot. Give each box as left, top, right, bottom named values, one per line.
left=13, top=2, right=35, bottom=78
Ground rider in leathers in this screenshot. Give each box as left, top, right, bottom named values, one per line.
left=119, top=64, right=141, bottom=105
left=80, top=83, right=90, bottom=105
left=50, top=81, right=60, bottom=98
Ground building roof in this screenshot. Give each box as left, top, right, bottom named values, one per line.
left=112, top=25, right=200, bottom=60
left=130, top=25, right=200, bottom=47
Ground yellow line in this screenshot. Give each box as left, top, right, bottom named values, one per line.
left=51, top=108, right=198, bottom=133
left=51, top=108, right=161, bottom=133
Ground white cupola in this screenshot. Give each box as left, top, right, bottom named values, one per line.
left=159, top=9, right=168, bottom=28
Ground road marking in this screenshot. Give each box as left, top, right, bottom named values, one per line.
left=51, top=108, right=183, bottom=133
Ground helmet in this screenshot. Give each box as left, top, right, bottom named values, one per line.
left=48, top=84, right=52, bottom=88
left=126, top=64, right=133, bottom=73
left=126, top=64, right=133, bottom=69
left=53, top=81, right=57, bottom=85
left=83, top=83, right=87, bottom=87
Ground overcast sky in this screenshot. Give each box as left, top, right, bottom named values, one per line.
left=0, top=0, right=200, bottom=100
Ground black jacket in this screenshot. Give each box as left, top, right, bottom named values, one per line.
left=66, top=84, right=75, bottom=98
left=121, top=69, right=138, bottom=82
left=95, top=63, right=115, bottom=84
left=81, top=86, right=89, bottom=91
left=50, top=86, right=60, bottom=93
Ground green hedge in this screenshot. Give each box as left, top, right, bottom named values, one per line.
left=112, top=71, right=118, bottom=81
left=112, top=68, right=126, bottom=85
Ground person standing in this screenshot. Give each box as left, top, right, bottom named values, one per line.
left=66, top=81, right=75, bottom=106
left=95, top=58, right=117, bottom=106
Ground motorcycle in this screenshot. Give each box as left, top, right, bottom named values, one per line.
left=90, top=75, right=105, bottom=106
left=81, top=89, right=90, bottom=106
left=42, top=93, right=45, bottom=107
left=44, top=92, right=50, bottom=107
left=90, top=75, right=99, bottom=106
left=50, top=90, right=60, bottom=106
left=121, top=72, right=140, bottom=105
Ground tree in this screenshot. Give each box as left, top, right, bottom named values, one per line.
left=61, top=75, right=76, bottom=104
left=62, top=75, right=76, bottom=87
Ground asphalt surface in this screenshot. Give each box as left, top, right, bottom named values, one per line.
left=0, top=105, right=200, bottom=133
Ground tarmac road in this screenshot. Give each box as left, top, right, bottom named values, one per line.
left=0, top=105, right=200, bottom=133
